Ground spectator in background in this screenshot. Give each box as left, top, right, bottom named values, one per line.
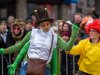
left=63, top=23, right=71, bottom=31
left=24, top=19, right=33, bottom=34
left=51, top=25, right=58, bottom=34
left=61, top=32, right=71, bottom=42
left=0, top=20, right=15, bottom=75
left=0, top=20, right=14, bottom=47
left=7, top=15, right=15, bottom=31
left=31, top=14, right=36, bottom=28
left=10, top=19, right=26, bottom=43
left=73, top=13, right=83, bottom=43
left=60, top=31, right=71, bottom=75
left=73, top=13, right=83, bottom=27
left=58, top=20, right=65, bottom=36
left=10, top=19, right=26, bottom=74
left=62, top=22, right=72, bottom=34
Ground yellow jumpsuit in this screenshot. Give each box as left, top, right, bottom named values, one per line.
left=66, top=38, right=100, bottom=75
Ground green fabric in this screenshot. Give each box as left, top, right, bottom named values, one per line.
left=0, top=48, right=5, bottom=54
left=4, top=31, right=31, bottom=54
left=57, top=49, right=61, bottom=75
left=51, top=47, right=58, bottom=75
left=57, top=24, right=79, bottom=51
left=51, top=47, right=61, bottom=75
left=8, top=42, right=30, bottom=75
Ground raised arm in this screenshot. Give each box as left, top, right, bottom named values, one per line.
left=57, top=24, right=79, bottom=51
left=0, top=31, right=31, bottom=54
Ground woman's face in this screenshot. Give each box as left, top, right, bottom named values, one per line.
left=63, top=23, right=69, bottom=32
left=89, top=29, right=100, bottom=40
left=13, top=25, right=21, bottom=35
left=39, top=21, right=50, bottom=32
left=58, top=22, right=63, bottom=32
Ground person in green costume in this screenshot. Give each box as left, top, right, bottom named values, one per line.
left=0, top=7, right=79, bottom=75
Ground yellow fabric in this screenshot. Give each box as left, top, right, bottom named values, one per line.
left=66, top=39, right=100, bottom=75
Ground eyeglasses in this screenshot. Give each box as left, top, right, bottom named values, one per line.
left=89, top=29, right=97, bottom=33
left=13, top=27, right=20, bottom=30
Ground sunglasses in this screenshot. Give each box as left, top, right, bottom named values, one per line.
left=13, top=27, right=20, bottom=30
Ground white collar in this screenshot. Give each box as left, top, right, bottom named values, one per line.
left=0, top=32, right=7, bottom=36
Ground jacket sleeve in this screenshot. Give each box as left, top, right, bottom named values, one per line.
left=4, top=31, right=31, bottom=54
left=66, top=39, right=86, bottom=55
left=57, top=24, right=79, bottom=51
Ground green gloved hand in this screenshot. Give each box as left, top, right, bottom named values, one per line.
left=7, top=62, right=17, bottom=75
left=72, top=24, right=79, bottom=35
left=8, top=41, right=30, bottom=75
left=0, top=48, right=5, bottom=54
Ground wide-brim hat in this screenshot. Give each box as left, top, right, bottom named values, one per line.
left=36, top=18, right=53, bottom=25
left=33, top=8, right=53, bottom=25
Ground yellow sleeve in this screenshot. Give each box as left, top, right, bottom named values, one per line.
left=66, top=39, right=86, bottom=55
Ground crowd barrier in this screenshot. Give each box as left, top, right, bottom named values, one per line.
left=0, top=54, right=79, bottom=75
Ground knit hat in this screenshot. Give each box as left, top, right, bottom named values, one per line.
left=61, top=31, right=71, bottom=37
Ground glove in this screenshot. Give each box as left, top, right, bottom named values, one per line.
left=7, top=62, right=17, bottom=75
left=72, top=24, right=79, bottom=35
left=8, top=41, right=30, bottom=75
left=0, top=48, right=5, bottom=54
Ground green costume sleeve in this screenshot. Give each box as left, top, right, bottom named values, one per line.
left=0, top=31, right=31, bottom=54
left=8, top=42, right=30, bottom=75
left=51, top=47, right=58, bottom=75
left=0, top=48, right=5, bottom=54
left=57, top=24, right=79, bottom=51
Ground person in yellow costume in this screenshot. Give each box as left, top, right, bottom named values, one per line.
left=66, top=19, right=100, bottom=75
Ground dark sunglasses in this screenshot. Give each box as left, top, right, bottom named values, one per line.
left=13, top=27, right=20, bottom=30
